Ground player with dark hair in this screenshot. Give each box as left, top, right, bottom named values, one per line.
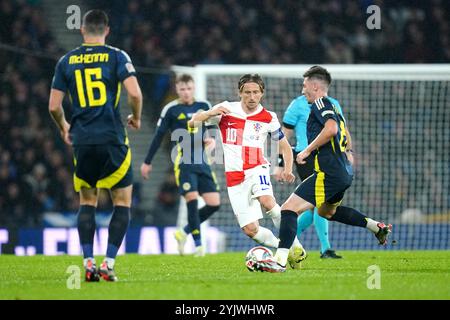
left=275, top=71, right=345, bottom=259
left=140, top=74, right=221, bottom=257
left=49, top=9, right=143, bottom=281
left=263, top=66, right=392, bottom=272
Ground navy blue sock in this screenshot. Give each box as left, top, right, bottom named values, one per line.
left=106, top=206, right=130, bottom=258
left=279, top=210, right=298, bottom=249
left=186, top=199, right=201, bottom=247
left=106, top=244, right=119, bottom=260
left=184, top=204, right=220, bottom=234
left=329, top=206, right=368, bottom=228
left=77, top=205, right=96, bottom=259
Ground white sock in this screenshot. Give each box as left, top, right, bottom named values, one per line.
left=251, top=226, right=280, bottom=248
left=104, top=257, right=115, bottom=269
left=366, top=218, right=380, bottom=233
left=83, top=258, right=95, bottom=267
left=266, top=204, right=281, bottom=229
left=274, top=248, right=289, bottom=267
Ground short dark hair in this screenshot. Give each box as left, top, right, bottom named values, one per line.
left=82, top=10, right=109, bottom=35
left=238, top=74, right=265, bottom=93
left=175, top=74, right=194, bottom=84
left=303, top=66, right=332, bottom=86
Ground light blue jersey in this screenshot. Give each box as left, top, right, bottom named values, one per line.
left=282, top=95, right=344, bottom=152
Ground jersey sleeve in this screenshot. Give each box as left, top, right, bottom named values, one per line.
left=311, top=97, right=338, bottom=126
left=116, top=50, right=137, bottom=82
left=51, top=56, right=68, bottom=92
left=282, top=98, right=300, bottom=129
left=269, top=112, right=285, bottom=141
left=156, top=106, right=172, bottom=135
left=144, top=107, right=171, bottom=164
left=202, top=101, right=216, bottom=129
left=205, top=101, right=227, bottom=126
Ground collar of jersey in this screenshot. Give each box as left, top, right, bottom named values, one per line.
left=82, top=43, right=105, bottom=46
left=242, top=104, right=263, bottom=117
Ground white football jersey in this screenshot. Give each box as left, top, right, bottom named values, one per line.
left=206, top=101, right=284, bottom=187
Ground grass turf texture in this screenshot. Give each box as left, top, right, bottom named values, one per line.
left=0, top=251, right=449, bottom=300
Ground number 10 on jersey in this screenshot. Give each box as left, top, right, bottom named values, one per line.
left=226, top=128, right=237, bottom=143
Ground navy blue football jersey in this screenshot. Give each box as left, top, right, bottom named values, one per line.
left=307, top=96, right=353, bottom=177
left=51, top=43, right=136, bottom=145
left=158, top=100, right=212, bottom=165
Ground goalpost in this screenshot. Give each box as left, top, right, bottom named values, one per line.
left=173, top=64, right=450, bottom=252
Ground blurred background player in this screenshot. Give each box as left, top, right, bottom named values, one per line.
left=270, top=66, right=392, bottom=272
left=140, top=74, right=221, bottom=257
left=48, top=10, right=143, bottom=281
left=189, top=74, right=306, bottom=269
left=275, top=91, right=345, bottom=259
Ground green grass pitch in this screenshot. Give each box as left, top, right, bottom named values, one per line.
left=0, top=251, right=449, bottom=300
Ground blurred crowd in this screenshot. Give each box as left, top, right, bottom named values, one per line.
left=0, top=0, right=448, bottom=227
left=0, top=1, right=75, bottom=227
left=97, top=0, right=450, bottom=111
left=94, top=0, right=449, bottom=66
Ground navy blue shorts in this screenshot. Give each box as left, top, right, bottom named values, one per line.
left=294, top=171, right=353, bottom=208
left=175, top=164, right=219, bottom=195
left=279, top=147, right=314, bottom=181
left=73, top=144, right=133, bottom=192
left=293, top=150, right=315, bottom=181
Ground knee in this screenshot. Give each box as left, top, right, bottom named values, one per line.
left=113, top=199, right=132, bottom=207
left=80, top=199, right=98, bottom=207
left=242, top=223, right=259, bottom=238
left=184, top=192, right=199, bottom=202
left=318, top=206, right=336, bottom=219
left=281, top=202, right=298, bottom=213
left=259, top=197, right=275, bottom=211
left=79, top=189, right=98, bottom=206
left=205, top=197, right=221, bottom=208
left=111, top=186, right=133, bottom=207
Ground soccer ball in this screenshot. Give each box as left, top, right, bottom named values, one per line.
left=245, top=246, right=273, bottom=272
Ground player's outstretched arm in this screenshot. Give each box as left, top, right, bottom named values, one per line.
left=278, top=137, right=296, bottom=183
left=123, top=76, right=142, bottom=129
left=188, top=105, right=230, bottom=128
left=297, top=119, right=338, bottom=164
left=140, top=104, right=171, bottom=180
left=49, top=88, right=71, bottom=145
left=141, top=129, right=166, bottom=180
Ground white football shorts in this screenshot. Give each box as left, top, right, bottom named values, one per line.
left=227, top=165, right=274, bottom=228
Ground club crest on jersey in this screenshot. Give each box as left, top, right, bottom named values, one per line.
left=182, top=183, right=191, bottom=191
left=253, top=123, right=262, bottom=132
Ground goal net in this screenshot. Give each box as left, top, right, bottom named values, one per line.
left=173, top=64, right=450, bottom=252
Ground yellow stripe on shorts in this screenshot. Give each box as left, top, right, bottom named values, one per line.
left=74, top=174, right=92, bottom=192
left=96, top=147, right=132, bottom=189
left=315, top=171, right=326, bottom=208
